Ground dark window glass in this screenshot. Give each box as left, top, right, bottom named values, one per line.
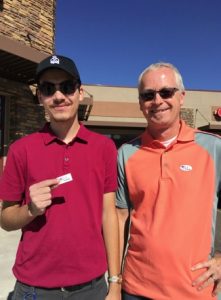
left=0, top=96, right=5, bottom=156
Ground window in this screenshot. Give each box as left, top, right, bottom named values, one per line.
left=0, top=0, right=3, bottom=11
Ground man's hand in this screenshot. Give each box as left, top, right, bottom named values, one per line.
left=191, top=255, right=221, bottom=296
left=28, top=179, right=59, bottom=217
left=105, top=283, right=121, bottom=300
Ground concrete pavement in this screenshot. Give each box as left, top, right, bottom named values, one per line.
left=0, top=229, right=20, bottom=300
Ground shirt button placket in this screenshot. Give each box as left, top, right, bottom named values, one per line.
left=161, top=151, right=168, bottom=178
left=64, top=146, right=70, bottom=172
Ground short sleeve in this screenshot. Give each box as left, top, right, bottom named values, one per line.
left=0, top=142, right=26, bottom=201
left=116, top=146, right=131, bottom=209
left=103, top=138, right=118, bottom=193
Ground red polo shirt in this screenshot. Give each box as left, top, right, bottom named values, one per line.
left=0, top=123, right=117, bottom=287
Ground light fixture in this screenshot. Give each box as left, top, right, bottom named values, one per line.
left=213, top=107, right=221, bottom=119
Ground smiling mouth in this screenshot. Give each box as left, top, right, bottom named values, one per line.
left=53, top=104, right=69, bottom=109
left=150, top=107, right=169, bottom=113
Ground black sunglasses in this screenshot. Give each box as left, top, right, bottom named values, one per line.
left=38, top=80, right=79, bottom=97
left=139, top=87, right=179, bottom=102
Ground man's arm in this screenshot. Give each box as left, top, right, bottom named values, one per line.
left=102, top=192, right=121, bottom=300
left=1, top=178, right=58, bottom=231
left=117, top=207, right=129, bottom=269
left=1, top=201, right=35, bottom=231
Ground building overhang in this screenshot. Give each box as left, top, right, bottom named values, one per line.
left=79, top=96, right=93, bottom=121
left=209, top=122, right=221, bottom=130
left=83, top=120, right=146, bottom=128
left=0, top=35, right=48, bottom=84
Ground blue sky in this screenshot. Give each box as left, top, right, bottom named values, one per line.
left=55, top=0, right=221, bottom=91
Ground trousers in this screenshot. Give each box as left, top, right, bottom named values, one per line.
left=12, top=275, right=107, bottom=300
left=122, top=290, right=152, bottom=300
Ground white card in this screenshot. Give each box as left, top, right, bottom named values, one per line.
left=57, top=173, right=73, bottom=185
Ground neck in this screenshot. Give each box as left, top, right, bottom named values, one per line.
left=147, top=120, right=181, bottom=141
left=50, top=119, right=80, bottom=144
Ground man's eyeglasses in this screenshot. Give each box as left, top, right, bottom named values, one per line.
left=38, top=80, right=79, bottom=97
left=139, top=87, right=179, bottom=102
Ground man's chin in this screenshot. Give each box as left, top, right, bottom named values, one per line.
left=50, top=114, right=77, bottom=123
left=148, top=119, right=172, bottom=128
left=49, top=116, right=70, bottom=123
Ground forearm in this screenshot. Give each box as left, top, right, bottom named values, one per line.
left=117, top=208, right=129, bottom=269
left=103, top=207, right=120, bottom=276
left=1, top=202, right=35, bottom=231
left=103, top=205, right=121, bottom=297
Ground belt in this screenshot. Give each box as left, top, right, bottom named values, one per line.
left=18, top=275, right=104, bottom=293
left=60, top=274, right=104, bottom=292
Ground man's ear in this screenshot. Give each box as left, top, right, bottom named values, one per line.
left=78, top=86, right=84, bottom=103
left=180, top=91, right=185, bottom=106
left=36, top=89, right=43, bottom=105
left=138, top=98, right=143, bottom=111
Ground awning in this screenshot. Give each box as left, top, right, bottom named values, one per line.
left=209, top=122, right=221, bottom=130
left=0, top=35, right=48, bottom=84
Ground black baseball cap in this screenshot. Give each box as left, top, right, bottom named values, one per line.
left=36, top=55, right=81, bottom=84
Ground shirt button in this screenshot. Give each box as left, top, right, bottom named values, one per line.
left=64, top=157, right=69, bottom=162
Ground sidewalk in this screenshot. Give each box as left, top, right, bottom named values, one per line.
left=0, top=229, right=20, bottom=300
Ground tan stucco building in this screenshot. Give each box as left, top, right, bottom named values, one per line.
left=82, top=85, right=221, bottom=147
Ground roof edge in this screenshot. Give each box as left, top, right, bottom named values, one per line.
left=0, top=35, right=49, bottom=63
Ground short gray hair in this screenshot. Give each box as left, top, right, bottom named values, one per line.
left=138, top=62, right=185, bottom=92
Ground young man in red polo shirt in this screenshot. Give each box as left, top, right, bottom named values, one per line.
left=0, top=55, right=121, bottom=300
left=117, top=62, right=221, bottom=300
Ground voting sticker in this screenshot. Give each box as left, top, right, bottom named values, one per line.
left=57, top=173, right=73, bottom=185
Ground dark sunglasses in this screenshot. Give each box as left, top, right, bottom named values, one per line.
left=38, top=80, right=79, bottom=97
left=139, top=87, right=179, bottom=102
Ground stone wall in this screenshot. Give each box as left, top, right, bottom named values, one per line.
left=0, top=77, right=46, bottom=149
left=9, top=95, right=45, bottom=144
left=181, top=107, right=195, bottom=128
left=0, top=0, right=56, bottom=54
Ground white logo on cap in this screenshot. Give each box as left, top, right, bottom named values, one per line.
left=180, top=165, right=192, bottom=172
left=50, top=55, right=60, bottom=65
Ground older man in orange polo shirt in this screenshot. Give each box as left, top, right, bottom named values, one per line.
left=117, top=62, right=221, bottom=300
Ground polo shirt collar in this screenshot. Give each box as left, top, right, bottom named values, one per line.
left=40, top=123, right=89, bottom=145
left=176, top=120, right=195, bottom=142
left=141, top=120, right=195, bottom=147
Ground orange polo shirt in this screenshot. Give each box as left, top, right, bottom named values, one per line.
left=116, top=121, right=221, bottom=300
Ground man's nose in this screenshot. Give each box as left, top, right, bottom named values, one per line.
left=53, top=89, right=66, bottom=100
left=153, top=93, right=164, bottom=104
